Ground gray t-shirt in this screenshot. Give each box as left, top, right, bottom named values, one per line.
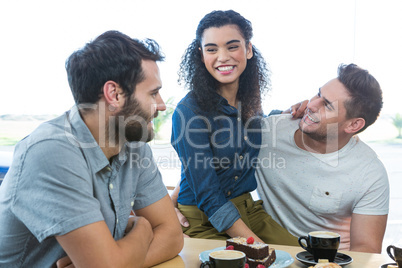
left=0, top=106, right=167, bottom=267
left=256, top=114, right=389, bottom=250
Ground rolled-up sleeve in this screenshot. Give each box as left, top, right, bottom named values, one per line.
left=209, top=201, right=240, bottom=232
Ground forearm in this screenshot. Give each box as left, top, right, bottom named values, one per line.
left=226, top=219, right=264, bottom=243
left=56, top=219, right=153, bottom=268
left=142, top=219, right=184, bottom=267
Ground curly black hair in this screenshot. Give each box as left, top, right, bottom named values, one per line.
left=178, top=10, right=271, bottom=123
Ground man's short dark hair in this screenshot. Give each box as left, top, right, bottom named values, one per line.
left=66, top=30, right=164, bottom=105
left=338, top=63, right=383, bottom=133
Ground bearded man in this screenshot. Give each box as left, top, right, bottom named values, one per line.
left=0, top=31, right=183, bottom=267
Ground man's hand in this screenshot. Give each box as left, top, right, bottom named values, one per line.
left=174, top=207, right=190, bottom=232
left=170, top=183, right=190, bottom=229
left=283, top=100, right=309, bottom=118
left=125, top=215, right=153, bottom=236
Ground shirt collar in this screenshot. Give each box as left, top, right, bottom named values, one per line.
left=65, top=105, right=111, bottom=174
left=215, top=93, right=239, bottom=116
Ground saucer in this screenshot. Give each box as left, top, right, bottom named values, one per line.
left=380, top=263, right=398, bottom=268
left=295, top=251, right=353, bottom=266
left=200, top=247, right=294, bottom=268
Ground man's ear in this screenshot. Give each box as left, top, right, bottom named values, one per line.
left=345, top=118, right=365, bottom=134
left=103, top=81, right=123, bottom=109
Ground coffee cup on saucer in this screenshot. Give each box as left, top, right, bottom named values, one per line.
left=298, top=231, right=340, bottom=262
left=200, top=249, right=246, bottom=268
left=387, top=245, right=402, bottom=267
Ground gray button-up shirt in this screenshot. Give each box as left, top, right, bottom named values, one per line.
left=0, top=106, right=167, bottom=267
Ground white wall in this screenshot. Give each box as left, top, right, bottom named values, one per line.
left=0, top=0, right=401, bottom=116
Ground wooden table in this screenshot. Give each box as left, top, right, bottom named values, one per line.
left=153, top=237, right=392, bottom=268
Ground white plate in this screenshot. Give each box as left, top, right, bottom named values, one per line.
left=199, top=246, right=294, bottom=268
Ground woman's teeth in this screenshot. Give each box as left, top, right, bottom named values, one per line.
left=217, top=66, right=234, bottom=71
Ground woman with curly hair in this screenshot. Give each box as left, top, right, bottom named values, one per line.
left=170, top=10, right=299, bottom=245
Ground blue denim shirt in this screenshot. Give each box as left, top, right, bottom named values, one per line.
left=0, top=106, right=167, bottom=267
left=171, top=93, right=262, bottom=232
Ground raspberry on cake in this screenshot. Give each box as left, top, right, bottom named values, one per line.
left=247, top=236, right=255, bottom=244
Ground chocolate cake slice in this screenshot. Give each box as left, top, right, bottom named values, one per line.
left=247, top=248, right=276, bottom=268
left=226, top=237, right=269, bottom=260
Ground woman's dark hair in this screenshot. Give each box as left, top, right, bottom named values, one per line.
left=66, top=30, right=164, bottom=105
left=338, top=63, right=383, bottom=133
left=178, top=10, right=271, bottom=122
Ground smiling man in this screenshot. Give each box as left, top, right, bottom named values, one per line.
left=256, top=63, right=389, bottom=253
left=0, top=31, right=183, bottom=267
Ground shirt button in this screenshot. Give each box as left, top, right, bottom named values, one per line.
left=106, top=167, right=112, bottom=172
left=131, top=201, right=134, bottom=207
left=109, top=183, right=114, bottom=190
left=237, top=117, right=241, bottom=122
left=227, top=191, right=231, bottom=196
left=116, top=218, right=119, bottom=224
left=244, top=136, right=248, bottom=141
left=239, top=155, right=243, bottom=160
left=235, top=176, right=239, bottom=180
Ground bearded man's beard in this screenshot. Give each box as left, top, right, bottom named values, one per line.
left=300, top=127, right=328, bottom=142
left=109, top=97, right=157, bottom=145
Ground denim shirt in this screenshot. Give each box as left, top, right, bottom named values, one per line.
left=171, top=93, right=262, bottom=232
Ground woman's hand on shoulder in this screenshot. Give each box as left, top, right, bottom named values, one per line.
left=283, top=100, right=308, bottom=119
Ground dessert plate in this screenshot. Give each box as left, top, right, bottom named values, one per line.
left=199, top=246, right=294, bottom=268
left=295, top=251, right=353, bottom=266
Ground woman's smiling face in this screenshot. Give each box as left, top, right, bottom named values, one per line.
left=200, top=24, right=253, bottom=89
